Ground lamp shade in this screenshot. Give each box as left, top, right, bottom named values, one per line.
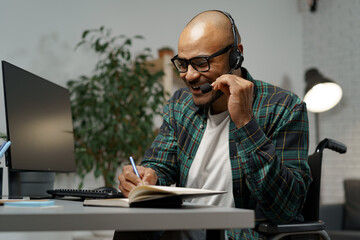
left=304, top=68, right=343, bottom=113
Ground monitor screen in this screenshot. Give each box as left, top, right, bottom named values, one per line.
left=1, top=61, right=76, bottom=172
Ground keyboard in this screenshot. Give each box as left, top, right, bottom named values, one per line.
left=47, top=188, right=124, bottom=199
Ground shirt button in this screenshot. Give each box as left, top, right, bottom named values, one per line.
left=200, top=125, right=204, bottom=129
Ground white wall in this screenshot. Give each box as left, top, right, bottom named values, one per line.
left=0, top=1, right=303, bottom=239
left=301, top=0, right=360, bottom=204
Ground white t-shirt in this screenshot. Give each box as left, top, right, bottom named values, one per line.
left=185, top=110, right=235, bottom=208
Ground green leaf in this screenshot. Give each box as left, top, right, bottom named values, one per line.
left=75, top=40, right=86, bottom=50
left=124, top=39, right=132, bottom=46
left=82, top=30, right=90, bottom=39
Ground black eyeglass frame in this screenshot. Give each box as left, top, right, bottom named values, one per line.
left=171, top=44, right=234, bottom=73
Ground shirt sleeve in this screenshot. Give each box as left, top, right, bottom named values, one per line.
left=232, top=101, right=312, bottom=224
left=141, top=102, right=179, bottom=186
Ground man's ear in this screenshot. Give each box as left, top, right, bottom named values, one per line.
left=238, top=43, right=243, bottom=55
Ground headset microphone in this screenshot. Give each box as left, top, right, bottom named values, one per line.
left=200, top=83, right=212, bottom=94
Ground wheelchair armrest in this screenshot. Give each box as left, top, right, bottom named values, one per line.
left=257, top=221, right=326, bottom=235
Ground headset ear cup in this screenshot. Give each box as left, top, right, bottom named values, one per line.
left=229, top=50, right=243, bottom=70
left=229, top=50, right=237, bottom=69
left=238, top=54, right=244, bottom=68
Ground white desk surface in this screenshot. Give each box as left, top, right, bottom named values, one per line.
left=0, top=199, right=254, bottom=232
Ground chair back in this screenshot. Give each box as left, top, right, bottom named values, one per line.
left=301, top=138, right=347, bottom=222
left=302, top=151, right=323, bottom=221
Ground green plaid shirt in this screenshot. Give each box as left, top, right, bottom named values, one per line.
left=142, top=68, right=312, bottom=239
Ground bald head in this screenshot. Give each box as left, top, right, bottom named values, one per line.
left=187, top=11, right=240, bottom=42
left=178, top=10, right=241, bottom=58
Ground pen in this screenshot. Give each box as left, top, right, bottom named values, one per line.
left=129, top=156, right=140, bottom=178
left=0, top=141, right=11, bottom=159
left=0, top=142, right=6, bottom=151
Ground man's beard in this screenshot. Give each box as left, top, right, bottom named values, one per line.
left=194, top=90, right=224, bottom=109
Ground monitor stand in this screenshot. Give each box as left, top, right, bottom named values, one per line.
left=1, top=157, right=55, bottom=198
left=1, top=160, right=55, bottom=198
left=8, top=171, right=55, bottom=198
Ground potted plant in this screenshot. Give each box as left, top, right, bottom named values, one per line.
left=67, top=27, right=166, bottom=187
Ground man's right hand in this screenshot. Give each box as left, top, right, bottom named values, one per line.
left=118, top=165, right=158, bottom=197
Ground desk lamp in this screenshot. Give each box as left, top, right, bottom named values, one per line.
left=304, top=68, right=343, bottom=143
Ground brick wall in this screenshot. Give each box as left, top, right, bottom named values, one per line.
left=301, top=0, right=360, bottom=204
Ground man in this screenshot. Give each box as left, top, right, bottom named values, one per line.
left=117, top=10, right=312, bottom=239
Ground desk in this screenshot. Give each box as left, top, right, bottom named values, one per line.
left=0, top=200, right=254, bottom=239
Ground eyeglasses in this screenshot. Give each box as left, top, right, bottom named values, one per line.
left=171, top=44, right=233, bottom=73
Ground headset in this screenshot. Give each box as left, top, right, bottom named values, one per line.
left=216, top=10, right=244, bottom=71
left=200, top=10, right=244, bottom=94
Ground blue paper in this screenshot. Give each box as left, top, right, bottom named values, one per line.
left=4, top=200, right=55, bottom=207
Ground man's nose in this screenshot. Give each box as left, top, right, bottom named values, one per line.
left=184, top=64, right=201, bottom=82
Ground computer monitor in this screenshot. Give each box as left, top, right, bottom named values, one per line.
left=2, top=61, right=76, bottom=172
left=1, top=61, right=76, bottom=197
